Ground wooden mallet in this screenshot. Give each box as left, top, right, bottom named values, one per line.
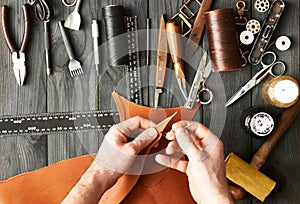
left=225, top=98, right=300, bottom=201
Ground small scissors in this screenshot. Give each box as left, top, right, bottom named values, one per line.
left=185, top=51, right=213, bottom=109
left=225, top=51, right=285, bottom=107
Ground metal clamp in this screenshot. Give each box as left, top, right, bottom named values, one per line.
left=172, top=0, right=202, bottom=36
left=235, top=0, right=248, bottom=26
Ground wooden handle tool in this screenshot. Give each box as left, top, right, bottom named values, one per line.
left=228, top=98, right=300, bottom=200
left=166, top=20, right=187, bottom=98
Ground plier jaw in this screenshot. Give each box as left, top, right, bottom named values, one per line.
left=12, top=52, right=26, bottom=86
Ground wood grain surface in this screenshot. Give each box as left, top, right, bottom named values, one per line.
left=0, top=0, right=299, bottom=203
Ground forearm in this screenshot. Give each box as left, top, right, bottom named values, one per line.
left=62, top=161, right=121, bottom=204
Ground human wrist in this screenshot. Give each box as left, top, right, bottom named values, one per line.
left=199, top=188, right=234, bottom=204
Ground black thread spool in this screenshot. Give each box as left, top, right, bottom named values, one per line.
left=241, top=107, right=278, bottom=138
left=102, top=5, right=129, bottom=67
left=205, top=8, right=242, bottom=72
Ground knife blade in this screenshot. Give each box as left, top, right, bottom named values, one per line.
left=154, top=14, right=168, bottom=109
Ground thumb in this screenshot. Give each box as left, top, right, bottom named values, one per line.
left=129, top=127, right=158, bottom=152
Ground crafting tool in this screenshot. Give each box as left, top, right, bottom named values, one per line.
left=92, top=20, right=100, bottom=75
left=241, top=107, right=276, bottom=138
left=28, top=0, right=52, bottom=75
left=275, top=36, right=291, bottom=51
left=146, top=18, right=151, bottom=66
left=124, top=16, right=143, bottom=105
left=154, top=14, right=168, bottom=109
left=261, top=75, right=299, bottom=108
left=64, top=0, right=82, bottom=31
left=166, top=20, right=188, bottom=99
left=246, top=19, right=260, bottom=34
left=185, top=51, right=212, bottom=109
left=171, top=0, right=202, bottom=37
left=0, top=5, right=29, bottom=86
left=227, top=98, right=300, bottom=201
left=0, top=110, right=119, bottom=137
left=205, top=8, right=242, bottom=72
left=248, top=0, right=285, bottom=65
left=58, top=21, right=84, bottom=77
left=254, top=0, right=270, bottom=13
left=102, top=5, right=129, bottom=67
left=185, top=0, right=214, bottom=56
left=225, top=51, right=285, bottom=107
left=61, top=0, right=77, bottom=7
left=240, top=30, right=254, bottom=45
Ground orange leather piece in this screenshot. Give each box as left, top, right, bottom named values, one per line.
left=0, top=92, right=200, bottom=204
left=0, top=154, right=95, bottom=204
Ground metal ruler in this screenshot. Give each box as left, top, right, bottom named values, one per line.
left=124, top=16, right=143, bottom=105
left=0, top=110, right=119, bottom=137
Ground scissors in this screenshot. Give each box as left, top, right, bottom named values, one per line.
left=185, top=51, right=213, bottom=109
left=225, top=51, right=285, bottom=107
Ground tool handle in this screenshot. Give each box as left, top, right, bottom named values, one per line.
left=92, top=20, right=100, bottom=65
left=0, top=5, right=16, bottom=52
left=74, top=0, right=82, bottom=12
left=44, top=21, right=51, bottom=75
left=20, top=4, right=30, bottom=53
left=230, top=98, right=300, bottom=200
left=58, top=21, right=75, bottom=60
left=166, top=20, right=183, bottom=64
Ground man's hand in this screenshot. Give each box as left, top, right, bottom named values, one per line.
left=155, top=121, right=234, bottom=204
left=62, top=116, right=158, bottom=204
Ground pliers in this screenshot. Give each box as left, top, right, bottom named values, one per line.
left=1, top=4, right=30, bottom=86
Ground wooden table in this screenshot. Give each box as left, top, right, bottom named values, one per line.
left=0, top=0, right=299, bottom=203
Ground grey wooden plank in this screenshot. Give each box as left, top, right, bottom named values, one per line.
left=250, top=0, right=300, bottom=203
left=0, top=0, right=47, bottom=180
left=47, top=0, right=101, bottom=164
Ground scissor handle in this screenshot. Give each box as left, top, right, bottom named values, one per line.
left=269, top=61, right=286, bottom=77
left=260, top=51, right=277, bottom=68
left=61, top=0, right=77, bottom=7
left=198, top=87, right=213, bottom=105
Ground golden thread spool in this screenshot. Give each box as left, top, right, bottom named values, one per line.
left=261, top=76, right=300, bottom=108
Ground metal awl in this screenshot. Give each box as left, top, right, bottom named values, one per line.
left=92, top=20, right=100, bottom=75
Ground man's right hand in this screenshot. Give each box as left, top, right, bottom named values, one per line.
left=155, top=121, right=234, bottom=204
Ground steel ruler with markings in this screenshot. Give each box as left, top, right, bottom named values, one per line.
left=0, top=110, right=119, bottom=137
left=124, top=16, right=143, bottom=105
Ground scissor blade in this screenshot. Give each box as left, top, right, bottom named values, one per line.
left=225, top=78, right=257, bottom=107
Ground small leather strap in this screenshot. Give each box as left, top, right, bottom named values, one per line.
left=185, top=0, right=214, bottom=56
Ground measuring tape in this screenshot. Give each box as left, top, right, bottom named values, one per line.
left=124, top=16, right=143, bottom=105
left=0, top=110, right=119, bottom=137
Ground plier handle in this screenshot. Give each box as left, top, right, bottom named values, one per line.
left=1, top=4, right=30, bottom=86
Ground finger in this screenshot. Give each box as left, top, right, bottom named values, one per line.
left=175, top=128, right=199, bottom=157
left=166, top=140, right=180, bottom=155
left=116, top=116, right=152, bottom=136
left=127, top=127, right=158, bottom=154
left=155, top=153, right=188, bottom=173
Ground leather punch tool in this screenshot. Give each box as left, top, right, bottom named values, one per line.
left=1, top=4, right=30, bottom=86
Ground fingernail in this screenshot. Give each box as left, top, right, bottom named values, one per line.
left=148, top=127, right=157, bottom=137
left=177, top=127, right=188, bottom=135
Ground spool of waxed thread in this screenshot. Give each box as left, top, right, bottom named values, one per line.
left=261, top=76, right=300, bottom=108
left=102, top=5, right=129, bottom=67
left=205, top=8, right=242, bottom=72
